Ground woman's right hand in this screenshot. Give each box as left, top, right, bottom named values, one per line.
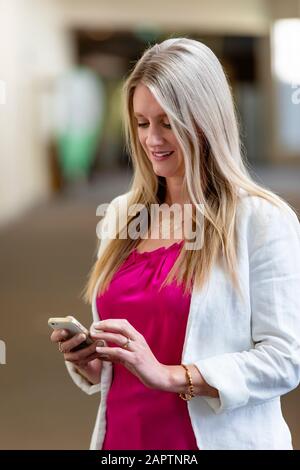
left=50, top=329, right=103, bottom=385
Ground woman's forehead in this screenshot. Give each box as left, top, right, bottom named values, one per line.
left=132, top=84, right=168, bottom=118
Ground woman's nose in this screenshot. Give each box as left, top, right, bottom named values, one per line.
left=146, top=127, right=165, bottom=147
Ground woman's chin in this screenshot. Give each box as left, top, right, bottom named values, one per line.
left=152, top=163, right=177, bottom=178
left=154, top=170, right=175, bottom=178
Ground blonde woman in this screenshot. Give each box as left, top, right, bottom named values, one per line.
left=50, top=38, right=300, bottom=450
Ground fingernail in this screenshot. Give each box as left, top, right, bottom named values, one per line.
left=80, top=334, right=86, bottom=341
left=96, top=340, right=105, bottom=347
left=61, top=330, right=68, bottom=338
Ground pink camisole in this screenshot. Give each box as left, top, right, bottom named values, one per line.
left=96, top=240, right=198, bottom=450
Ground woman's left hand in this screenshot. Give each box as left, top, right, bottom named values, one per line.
left=90, top=319, right=168, bottom=390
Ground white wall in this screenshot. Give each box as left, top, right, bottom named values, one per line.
left=0, top=0, right=73, bottom=226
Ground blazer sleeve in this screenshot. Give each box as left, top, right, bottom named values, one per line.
left=194, top=200, right=300, bottom=414
left=65, top=361, right=101, bottom=395
left=64, top=194, right=125, bottom=394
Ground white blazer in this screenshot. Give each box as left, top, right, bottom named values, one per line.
left=66, top=190, right=300, bottom=450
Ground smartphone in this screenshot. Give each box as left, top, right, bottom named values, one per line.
left=48, top=315, right=94, bottom=351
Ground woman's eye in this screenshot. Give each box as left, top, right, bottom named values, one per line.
left=137, top=122, right=171, bottom=129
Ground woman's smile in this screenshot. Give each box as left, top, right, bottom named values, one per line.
left=151, top=150, right=175, bottom=161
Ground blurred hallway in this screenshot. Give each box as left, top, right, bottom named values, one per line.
left=0, top=170, right=132, bottom=449
left=0, top=167, right=300, bottom=449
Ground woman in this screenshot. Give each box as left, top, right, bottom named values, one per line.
left=50, top=38, right=300, bottom=450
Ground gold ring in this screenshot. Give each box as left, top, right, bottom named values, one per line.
left=58, top=341, right=64, bottom=353
left=123, top=338, right=131, bottom=350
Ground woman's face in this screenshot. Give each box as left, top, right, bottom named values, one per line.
left=133, top=83, right=185, bottom=179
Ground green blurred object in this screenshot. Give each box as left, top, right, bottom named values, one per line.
left=58, top=130, right=99, bottom=180
left=54, top=66, right=105, bottom=182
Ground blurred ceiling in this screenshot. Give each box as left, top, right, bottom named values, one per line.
left=58, top=0, right=272, bottom=35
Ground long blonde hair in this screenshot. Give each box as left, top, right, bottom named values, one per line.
left=83, top=37, right=289, bottom=303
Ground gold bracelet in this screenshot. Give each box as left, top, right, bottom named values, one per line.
left=179, top=364, right=195, bottom=401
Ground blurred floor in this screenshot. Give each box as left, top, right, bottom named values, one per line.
left=0, top=166, right=299, bottom=449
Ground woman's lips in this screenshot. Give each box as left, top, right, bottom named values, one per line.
left=151, top=151, right=174, bottom=161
